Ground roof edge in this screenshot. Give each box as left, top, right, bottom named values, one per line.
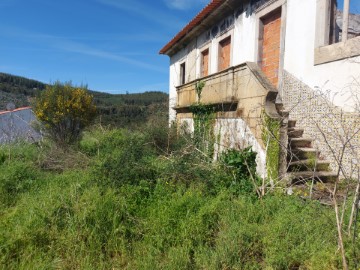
left=0, top=107, right=32, bottom=115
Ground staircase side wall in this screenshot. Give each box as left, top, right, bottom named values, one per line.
left=282, top=70, right=360, bottom=179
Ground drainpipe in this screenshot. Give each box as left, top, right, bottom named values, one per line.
left=342, top=0, right=350, bottom=42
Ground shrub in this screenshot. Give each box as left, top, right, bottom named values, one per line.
left=220, top=147, right=259, bottom=196
left=34, top=82, right=96, bottom=146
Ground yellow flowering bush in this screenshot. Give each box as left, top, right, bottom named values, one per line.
left=34, top=82, right=96, bottom=145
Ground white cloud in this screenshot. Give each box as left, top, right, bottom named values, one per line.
left=55, top=40, right=167, bottom=74
left=96, top=0, right=184, bottom=29
left=164, top=0, right=209, bottom=10
left=0, top=27, right=167, bottom=74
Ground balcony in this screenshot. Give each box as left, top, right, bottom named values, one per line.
left=175, top=62, right=279, bottom=121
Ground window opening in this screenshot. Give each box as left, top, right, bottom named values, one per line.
left=180, top=62, right=186, bottom=85
left=201, top=49, right=209, bottom=77
left=330, top=0, right=360, bottom=43
left=218, top=37, right=231, bottom=71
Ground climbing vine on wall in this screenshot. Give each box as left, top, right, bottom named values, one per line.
left=261, top=112, right=281, bottom=181
left=190, top=103, right=216, bottom=158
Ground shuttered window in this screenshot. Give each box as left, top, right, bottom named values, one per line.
left=201, top=49, right=209, bottom=77
left=218, top=37, right=231, bottom=71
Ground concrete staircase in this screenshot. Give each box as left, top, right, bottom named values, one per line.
left=287, top=118, right=338, bottom=184
left=276, top=105, right=338, bottom=185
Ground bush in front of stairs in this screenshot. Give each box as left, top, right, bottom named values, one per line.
left=262, top=112, right=281, bottom=181
left=220, top=147, right=260, bottom=196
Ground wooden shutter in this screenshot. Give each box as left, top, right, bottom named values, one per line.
left=201, top=49, right=209, bottom=77
left=219, top=37, right=231, bottom=71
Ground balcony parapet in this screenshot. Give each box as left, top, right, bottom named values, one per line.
left=175, top=62, right=281, bottom=121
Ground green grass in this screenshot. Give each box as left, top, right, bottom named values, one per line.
left=0, top=129, right=358, bottom=269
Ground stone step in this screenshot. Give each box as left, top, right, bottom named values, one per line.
left=275, top=103, right=284, bottom=112
left=288, top=147, right=320, bottom=161
left=278, top=110, right=289, bottom=117
left=290, top=171, right=338, bottom=185
left=288, top=129, right=304, bottom=138
left=288, top=160, right=331, bottom=172
left=289, top=137, right=312, bottom=148
left=288, top=120, right=296, bottom=128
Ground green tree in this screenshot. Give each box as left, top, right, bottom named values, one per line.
left=34, top=82, right=96, bottom=145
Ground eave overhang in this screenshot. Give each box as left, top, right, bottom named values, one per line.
left=159, top=0, right=240, bottom=56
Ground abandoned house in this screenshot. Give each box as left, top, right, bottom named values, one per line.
left=160, top=0, right=360, bottom=184
left=0, top=105, right=41, bottom=144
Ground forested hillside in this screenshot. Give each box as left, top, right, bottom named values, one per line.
left=92, top=91, right=168, bottom=127
left=0, top=73, right=46, bottom=108
left=0, top=73, right=168, bottom=127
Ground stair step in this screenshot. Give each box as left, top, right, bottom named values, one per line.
left=275, top=103, right=284, bottom=112
left=288, top=120, right=296, bottom=128
left=279, top=110, right=289, bottom=117
left=288, top=147, right=320, bottom=161
left=288, top=160, right=331, bottom=172
left=288, top=129, right=304, bottom=138
left=290, top=171, right=338, bottom=185
left=289, top=138, right=312, bottom=148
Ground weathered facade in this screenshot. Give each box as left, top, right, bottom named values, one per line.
left=160, top=0, right=360, bottom=181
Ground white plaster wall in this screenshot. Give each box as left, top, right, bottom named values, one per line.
left=284, top=0, right=360, bottom=111
left=169, top=48, right=186, bottom=123
left=177, top=117, right=267, bottom=178
left=233, top=12, right=257, bottom=66
left=214, top=119, right=267, bottom=178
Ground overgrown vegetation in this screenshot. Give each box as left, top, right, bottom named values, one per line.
left=190, top=103, right=216, bottom=158
left=0, top=118, right=359, bottom=269
left=262, top=112, right=281, bottom=181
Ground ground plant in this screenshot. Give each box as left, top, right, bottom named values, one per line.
left=0, top=122, right=359, bottom=270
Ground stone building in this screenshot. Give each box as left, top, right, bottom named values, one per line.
left=160, top=0, right=360, bottom=183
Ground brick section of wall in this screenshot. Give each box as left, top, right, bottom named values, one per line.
left=219, top=37, right=231, bottom=71
left=282, top=71, right=360, bottom=179
left=261, top=10, right=281, bottom=86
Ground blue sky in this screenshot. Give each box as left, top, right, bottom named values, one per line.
left=338, top=1, right=360, bottom=12
left=1, top=0, right=359, bottom=94
left=0, top=0, right=208, bottom=93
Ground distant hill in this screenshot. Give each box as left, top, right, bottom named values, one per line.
left=0, top=73, right=168, bottom=127
left=0, top=73, right=46, bottom=108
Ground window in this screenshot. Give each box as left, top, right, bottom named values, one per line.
left=201, top=49, right=209, bottom=77
left=329, top=0, right=359, bottom=43
left=218, top=36, right=231, bottom=71
left=315, top=0, right=360, bottom=65
left=180, top=62, right=186, bottom=85
left=260, top=8, right=282, bottom=87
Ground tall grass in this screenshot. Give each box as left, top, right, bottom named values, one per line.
left=0, top=128, right=358, bottom=269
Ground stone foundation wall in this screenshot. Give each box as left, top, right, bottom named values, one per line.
left=178, top=116, right=267, bottom=178
left=281, top=71, right=360, bottom=179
